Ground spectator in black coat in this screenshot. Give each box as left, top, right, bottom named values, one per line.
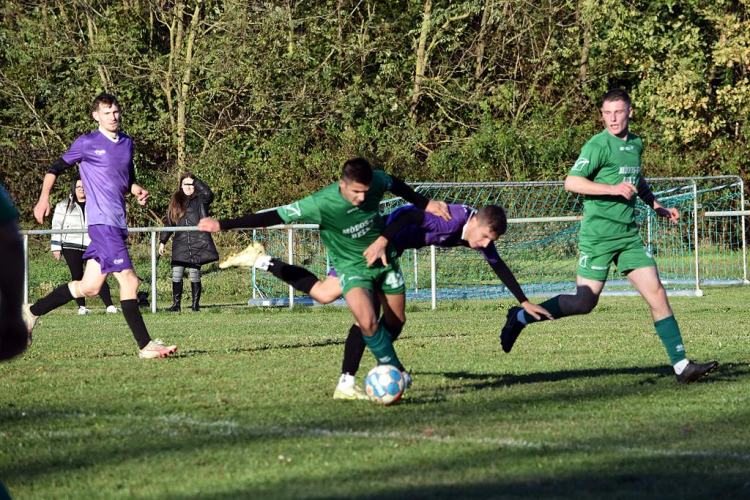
left=159, top=173, right=219, bottom=312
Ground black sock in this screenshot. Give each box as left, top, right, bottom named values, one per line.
left=30, top=284, right=74, bottom=316
left=267, top=259, right=319, bottom=294
left=341, top=324, right=366, bottom=376
left=121, top=299, right=151, bottom=349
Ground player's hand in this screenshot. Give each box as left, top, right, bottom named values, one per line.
left=33, top=198, right=50, bottom=223
left=131, top=184, right=150, bottom=205
left=610, top=181, right=637, bottom=200
left=53, top=250, right=61, bottom=260
left=364, top=236, right=389, bottom=267
left=158, top=243, right=166, bottom=256
left=198, top=217, right=221, bottom=232
left=655, top=206, right=679, bottom=223
left=426, top=200, right=451, bottom=221
left=520, top=301, right=554, bottom=321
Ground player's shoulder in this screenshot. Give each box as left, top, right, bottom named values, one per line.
left=583, top=130, right=612, bottom=149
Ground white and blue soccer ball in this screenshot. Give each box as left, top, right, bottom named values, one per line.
left=364, top=365, right=406, bottom=405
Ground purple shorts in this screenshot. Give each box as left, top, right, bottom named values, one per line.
left=327, top=268, right=338, bottom=278
left=83, top=225, right=133, bottom=274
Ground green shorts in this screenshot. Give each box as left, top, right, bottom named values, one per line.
left=577, top=233, right=656, bottom=281
left=337, top=259, right=405, bottom=297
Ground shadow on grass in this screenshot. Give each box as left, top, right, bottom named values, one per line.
left=414, top=362, right=747, bottom=397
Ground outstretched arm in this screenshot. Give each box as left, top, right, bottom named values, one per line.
left=488, top=256, right=553, bottom=321
left=198, top=210, right=285, bottom=233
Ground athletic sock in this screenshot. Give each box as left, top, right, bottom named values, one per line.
left=522, top=296, right=564, bottom=324
left=362, top=324, right=403, bottom=371
left=654, top=315, right=687, bottom=365
left=338, top=373, right=355, bottom=388
left=673, top=358, right=689, bottom=375
left=342, top=324, right=366, bottom=376
left=29, top=284, right=74, bottom=316
left=121, top=299, right=152, bottom=349
left=266, top=258, right=319, bottom=294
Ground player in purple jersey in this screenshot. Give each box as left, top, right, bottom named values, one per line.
left=243, top=203, right=551, bottom=399
left=22, top=93, right=177, bottom=359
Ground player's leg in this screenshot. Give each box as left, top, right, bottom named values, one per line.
left=24, top=251, right=107, bottom=336
left=501, top=276, right=604, bottom=353
left=0, top=220, right=29, bottom=360
left=62, top=248, right=87, bottom=311
left=344, top=287, right=404, bottom=371
left=189, top=266, right=202, bottom=311
left=258, top=255, right=343, bottom=304
left=112, top=267, right=177, bottom=358
left=626, top=265, right=718, bottom=382
left=167, top=265, right=184, bottom=312
left=501, top=239, right=611, bottom=353
left=98, top=277, right=116, bottom=312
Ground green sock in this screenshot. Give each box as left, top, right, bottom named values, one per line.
left=654, top=315, right=686, bottom=365
left=523, top=296, right=564, bottom=324
left=363, top=324, right=403, bottom=370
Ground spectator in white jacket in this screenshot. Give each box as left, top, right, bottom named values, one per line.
left=51, top=177, right=117, bottom=314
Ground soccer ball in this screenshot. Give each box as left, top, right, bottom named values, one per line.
left=364, top=365, right=406, bottom=406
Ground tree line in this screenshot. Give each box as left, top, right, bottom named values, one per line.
left=1, top=0, right=748, bottom=227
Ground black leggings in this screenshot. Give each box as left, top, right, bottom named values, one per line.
left=62, top=248, right=113, bottom=307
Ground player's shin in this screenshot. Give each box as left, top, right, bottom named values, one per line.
left=522, top=296, right=564, bottom=324
left=362, top=324, right=404, bottom=371
left=266, top=259, right=319, bottom=294
left=654, top=315, right=687, bottom=366
left=29, top=284, right=75, bottom=316
left=121, top=299, right=152, bottom=349
left=342, top=324, right=366, bottom=376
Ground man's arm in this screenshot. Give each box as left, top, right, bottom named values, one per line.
left=637, top=175, right=679, bottom=223
left=34, top=172, right=60, bottom=223
left=564, top=175, right=637, bottom=199
left=390, top=176, right=450, bottom=221
left=198, top=210, right=285, bottom=233
left=487, top=256, right=553, bottom=321
left=363, top=208, right=425, bottom=266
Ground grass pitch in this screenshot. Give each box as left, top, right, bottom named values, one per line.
left=1, top=287, right=749, bottom=499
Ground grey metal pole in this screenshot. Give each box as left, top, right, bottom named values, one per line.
left=430, top=245, right=437, bottom=310
left=151, top=230, right=157, bottom=313
left=23, top=234, right=29, bottom=304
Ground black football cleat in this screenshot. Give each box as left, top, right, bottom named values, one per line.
left=500, top=306, right=525, bottom=353
left=676, top=360, right=719, bottom=383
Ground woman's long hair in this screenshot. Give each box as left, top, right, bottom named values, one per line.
left=66, top=176, right=82, bottom=212
left=167, top=172, right=195, bottom=224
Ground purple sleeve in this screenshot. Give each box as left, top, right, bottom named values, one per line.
left=61, top=136, right=85, bottom=166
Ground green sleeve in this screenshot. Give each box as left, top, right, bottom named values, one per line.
left=568, top=140, right=605, bottom=179
left=277, top=194, right=322, bottom=224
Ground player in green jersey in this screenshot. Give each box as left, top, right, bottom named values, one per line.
left=198, top=158, right=450, bottom=390
left=500, top=88, right=718, bottom=383
left=0, top=183, right=29, bottom=360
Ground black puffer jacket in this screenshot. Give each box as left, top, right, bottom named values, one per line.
left=160, top=178, right=219, bottom=267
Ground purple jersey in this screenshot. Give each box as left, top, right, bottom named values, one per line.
left=386, top=204, right=501, bottom=265
left=62, top=130, right=134, bottom=228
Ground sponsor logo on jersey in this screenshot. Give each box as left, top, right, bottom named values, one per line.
left=572, top=157, right=589, bottom=171
left=343, top=218, right=374, bottom=239
left=619, top=145, right=634, bottom=151
left=618, top=166, right=640, bottom=175
left=94, top=149, right=107, bottom=156
left=591, top=265, right=608, bottom=270
left=346, top=207, right=359, bottom=214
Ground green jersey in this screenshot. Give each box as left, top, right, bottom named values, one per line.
left=568, top=129, right=644, bottom=240
left=277, top=170, right=396, bottom=270
left=0, top=184, right=19, bottom=223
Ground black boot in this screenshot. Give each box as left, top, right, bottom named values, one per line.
left=191, top=281, right=202, bottom=312
left=167, top=281, right=182, bottom=312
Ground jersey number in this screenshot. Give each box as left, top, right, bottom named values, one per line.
left=385, top=270, right=404, bottom=289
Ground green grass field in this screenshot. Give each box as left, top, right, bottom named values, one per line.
left=1, top=287, right=749, bottom=499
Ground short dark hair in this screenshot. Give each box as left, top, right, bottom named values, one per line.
left=341, top=158, right=373, bottom=185
left=476, top=205, right=507, bottom=236
left=602, top=88, right=630, bottom=107
left=92, top=93, right=119, bottom=112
